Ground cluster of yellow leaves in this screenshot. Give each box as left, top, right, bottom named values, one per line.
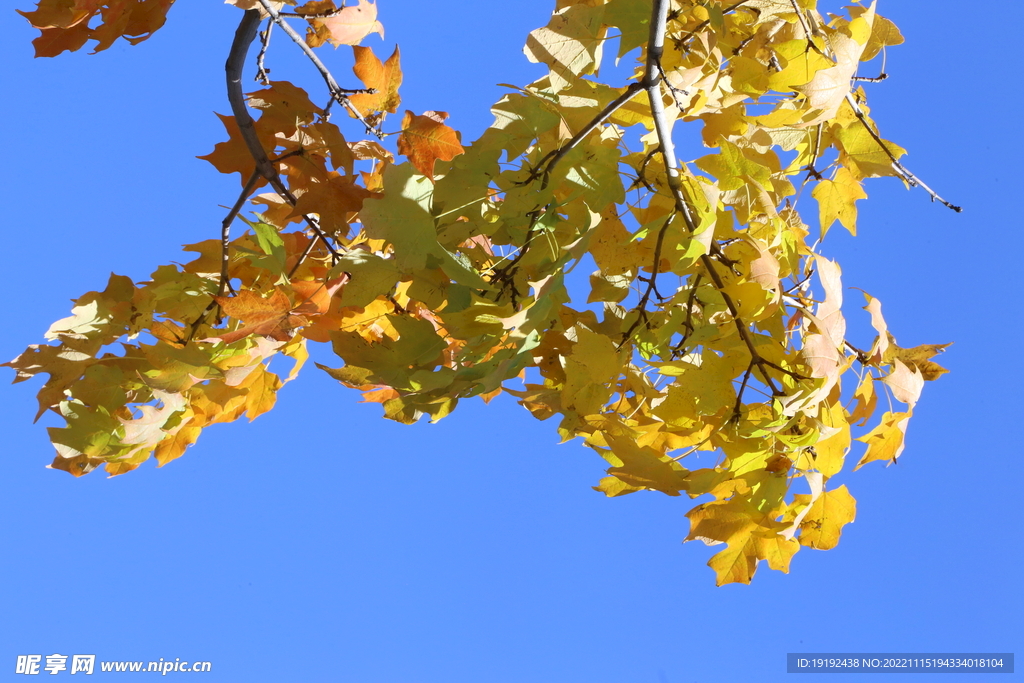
left=12, top=0, right=948, bottom=585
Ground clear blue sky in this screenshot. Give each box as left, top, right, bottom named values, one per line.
left=1, top=1, right=1020, bottom=681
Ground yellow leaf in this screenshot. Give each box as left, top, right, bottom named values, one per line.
left=240, top=364, right=281, bottom=420
left=854, top=411, right=910, bottom=469
left=835, top=123, right=907, bottom=179
left=814, top=401, right=850, bottom=478
left=708, top=532, right=759, bottom=586
left=601, top=433, right=689, bottom=496
left=797, top=485, right=856, bottom=550
left=888, top=343, right=951, bottom=382
left=753, top=531, right=800, bottom=572
left=523, top=3, right=605, bottom=91
left=849, top=373, right=877, bottom=426
left=812, top=166, right=867, bottom=237
left=593, top=475, right=644, bottom=498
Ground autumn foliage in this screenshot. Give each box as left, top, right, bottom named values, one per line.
left=9, top=0, right=956, bottom=585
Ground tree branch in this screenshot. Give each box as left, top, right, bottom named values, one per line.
left=227, top=10, right=341, bottom=263
left=642, top=0, right=790, bottom=396
left=525, top=81, right=645, bottom=188
left=620, top=213, right=675, bottom=347
left=217, top=169, right=261, bottom=297
left=844, top=92, right=962, bottom=212
left=255, top=0, right=381, bottom=139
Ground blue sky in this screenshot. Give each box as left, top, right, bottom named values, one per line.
left=1, top=1, right=1021, bottom=681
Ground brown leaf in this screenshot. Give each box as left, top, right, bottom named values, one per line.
left=890, top=343, right=951, bottom=381
left=287, top=173, right=371, bottom=237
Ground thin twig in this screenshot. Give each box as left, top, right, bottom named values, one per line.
left=524, top=82, right=645, bottom=188
left=844, top=93, right=962, bottom=212
left=730, top=361, right=756, bottom=422
left=218, top=169, right=261, bottom=296
left=844, top=339, right=871, bottom=364
left=852, top=73, right=887, bottom=83
left=288, top=235, right=320, bottom=279
left=279, top=8, right=343, bottom=18
left=670, top=273, right=702, bottom=357
left=255, top=0, right=381, bottom=138
left=788, top=0, right=826, bottom=55
left=489, top=208, right=545, bottom=307
left=620, top=213, right=675, bottom=347
left=255, top=18, right=272, bottom=85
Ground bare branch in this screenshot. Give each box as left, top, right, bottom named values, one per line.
left=844, top=93, right=962, bottom=212
left=255, top=18, right=273, bottom=85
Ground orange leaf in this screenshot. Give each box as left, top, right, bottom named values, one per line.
left=28, top=23, right=91, bottom=57
left=287, top=173, right=372, bottom=237
left=350, top=45, right=402, bottom=114
left=397, top=110, right=465, bottom=181
left=17, top=0, right=99, bottom=29
left=247, top=81, right=322, bottom=136
left=198, top=113, right=275, bottom=187
left=291, top=274, right=348, bottom=316
left=210, top=289, right=303, bottom=344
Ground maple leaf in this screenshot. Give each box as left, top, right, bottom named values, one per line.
left=795, top=485, right=857, bottom=551
left=397, top=111, right=465, bottom=181
left=813, top=167, right=867, bottom=237
left=288, top=172, right=372, bottom=237
left=119, top=390, right=188, bottom=450
left=19, top=0, right=174, bottom=56
left=597, top=433, right=689, bottom=497
left=524, top=2, right=606, bottom=91
left=290, top=275, right=348, bottom=316
left=888, top=342, right=951, bottom=381
left=198, top=113, right=275, bottom=187
left=883, top=359, right=924, bottom=409
left=854, top=411, right=911, bottom=469
left=350, top=45, right=402, bottom=114
left=796, top=5, right=876, bottom=125
left=210, top=289, right=305, bottom=344
left=304, top=0, right=383, bottom=48
left=17, top=0, right=98, bottom=29
left=247, top=81, right=323, bottom=136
